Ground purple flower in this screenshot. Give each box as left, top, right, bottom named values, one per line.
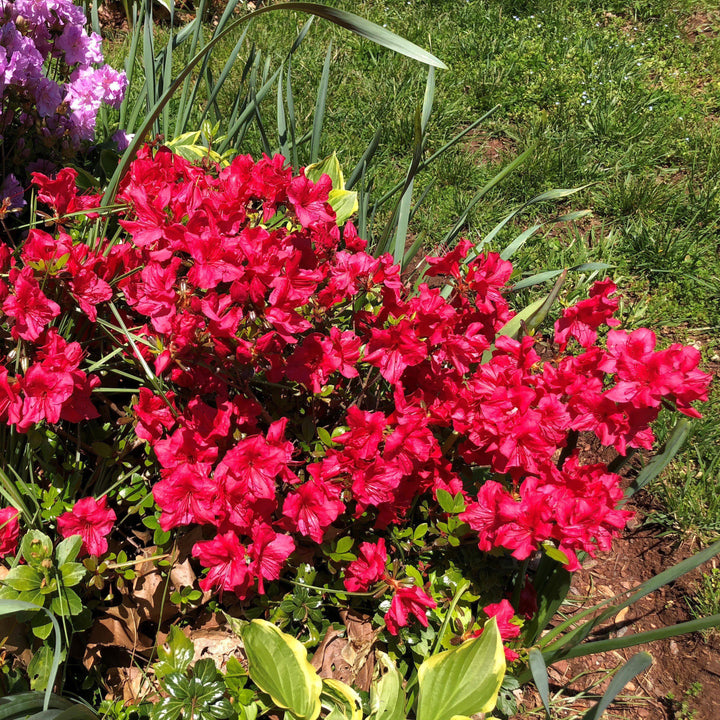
left=1, top=173, right=26, bottom=212
left=55, top=24, right=102, bottom=66
left=1, top=0, right=129, bottom=186
left=112, top=129, right=133, bottom=152
left=13, top=0, right=60, bottom=28
left=31, top=76, right=63, bottom=116
left=91, top=64, right=128, bottom=107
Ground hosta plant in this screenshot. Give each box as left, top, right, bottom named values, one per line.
left=147, top=617, right=505, bottom=720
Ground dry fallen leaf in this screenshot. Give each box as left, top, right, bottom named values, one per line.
left=311, top=609, right=377, bottom=691
left=82, top=601, right=153, bottom=672
left=105, top=665, right=154, bottom=704
left=614, top=606, right=630, bottom=625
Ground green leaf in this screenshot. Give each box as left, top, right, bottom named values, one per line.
left=416, top=617, right=506, bottom=720
left=0, top=602, right=62, bottom=711
left=317, top=426, right=334, bottom=447
left=155, top=626, right=195, bottom=679
left=31, top=612, right=54, bottom=640
left=541, top=543, right=570, bottom=566
left=20, top=530, right=53, bottom=567
left=436, top=489, right=456, bottom=514
left=369, top=652, right=405, bottom=720
left=536, top=536, right=720, bottom=663
left=151, top=694, right=185, bottom=720
left=241, top=619, right=322, bottom=720
left=328, top=188, right=359, bottom=226
left=305, top=152, right=345, bottom=189
left=28, top=646, right=55, bottom=692
left=164, top=131, right=227, bottom=164
left=451, top=493, right=466, bottom=513
left=280, top=4, right=446, bottom=69
left=60, top=562, right=86, bottom=588
left=55, top=536, right=83, bottom=567
left=560, top=614, right=720, bottom=660
left=4, top=565, right=42, bottom=592
left=622, top=419, right=690, bottom=503
left=414, top=524, right=428, bottom=541
left=310, top=43, right=332, bottom=163
left=527, top=649, right=551, bottom=719
left=193, top=657, right=220, bottom=685
left=305, top=153, right=358, bottom=226
left=321, top=679, right=362, bottom=720
left=334, top=536, right=354, bottom=555
left=50, top=589, right=83, bottom=617
left=0, top=692, right=76, bottom=719
left=521, top=556, right=572, bottom=647
left=30, top=702, right=100, bottom=720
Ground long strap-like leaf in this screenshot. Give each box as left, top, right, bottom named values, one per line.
left=583, top=652, right=652, bottom=720
left=102, top=2, right=445, bottom=207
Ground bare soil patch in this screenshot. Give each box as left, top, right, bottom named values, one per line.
left=683, top=10, right=720, bottom=43
left=464, top=129, right=518, bottom=166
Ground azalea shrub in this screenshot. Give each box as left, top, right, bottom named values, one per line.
left=0, top=144, right=711, bottom=681
left=0, top=0, right=127, bottom=222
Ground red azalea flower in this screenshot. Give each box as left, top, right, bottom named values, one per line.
left=480, top=600, right=522, bottom=662
left=2, top=267, right=61, bottom=341
left=57, top=496, right=116, bottom=556
left=248, top=525, right=295, bottom=593
left=282, top=478, right=345, bottom=543
left=287, top=171, right=335, bottom=227
left=344, top=538, right=388, bottom=592
left=0, top=507, right=20, bottom=557
left=192, top=531, right=253, bottom=598
left=384, top=584, right=436, bottom=636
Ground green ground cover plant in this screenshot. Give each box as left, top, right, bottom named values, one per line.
left=1, top=0, right=719, bottom=718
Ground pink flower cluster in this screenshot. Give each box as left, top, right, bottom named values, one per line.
left=0, top=0, right=127, bottom=214
left=6, top=146, right=710, bottom=637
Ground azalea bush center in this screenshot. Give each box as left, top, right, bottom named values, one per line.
left=0, top=145, right=711, bottom=666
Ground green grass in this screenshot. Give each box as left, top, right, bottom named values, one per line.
left=689, top=567, right=720, bottom=634
left=102, top=0, right=720, bottom=535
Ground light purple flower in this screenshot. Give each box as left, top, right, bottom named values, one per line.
left=55, top=24, right=97, bottom=66
left=13, top=0, right=60, bottom=28
left=47, top=0, right=87, bottom=28
left=30, top=76, right=62, bottom=117
left=91, top=64, right=128, bottom=107
left=1, top=0, right=129, bottom=181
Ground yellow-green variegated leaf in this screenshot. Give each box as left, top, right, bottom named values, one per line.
left=321, top=678, right=362, bottom=720
left=416, top=617, right=505, bottom=720
left=369, top=652, right=406, bottom=720
left=164, top=132, right=230, bottom=166
left=328, top=188, right=359, bottom=225
left=241, top=619, right=322, bottom=720
left=305, top=152, right=345, bottom=188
